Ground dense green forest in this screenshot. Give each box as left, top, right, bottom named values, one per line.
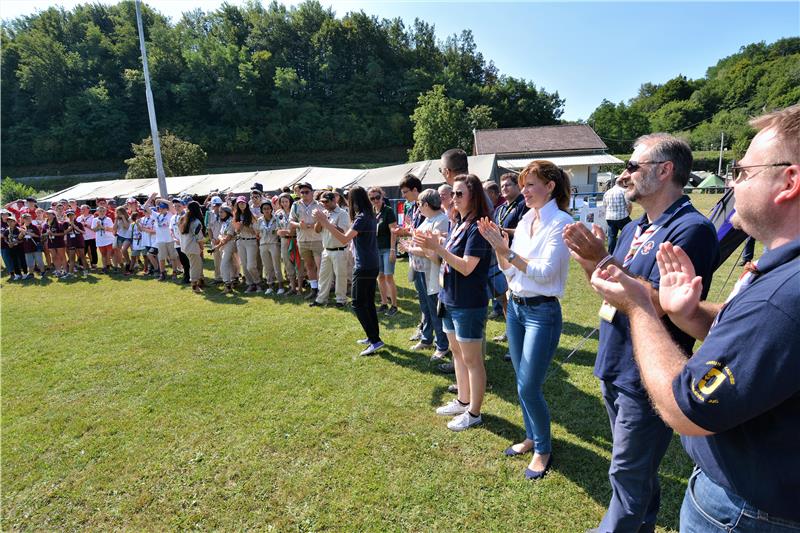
left=0, top=0, right=563, bottom=168
left=2, top=0, right=798, bottom=172
left=588, top=38, right=800, bottom=155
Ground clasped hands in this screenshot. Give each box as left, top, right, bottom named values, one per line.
left=476, top=217, right=510, bottom=255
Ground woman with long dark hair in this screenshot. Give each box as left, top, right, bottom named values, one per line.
left=414, top=174, right=493, bottom=431
left=478, top=161, right=572, bottom=480
left=275, top=193, right=302, bottom=295
left=313, top=186, right=383, bottom=356
left=180, top=201, right=206, bottom=293
left=233, top=196, right=260, bottom=293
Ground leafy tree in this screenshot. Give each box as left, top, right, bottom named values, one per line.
left=588, top=99, right=650, bottom=153
left=408, top=85, right=467, bottom=161
left=124, top=131, right=207, bottom=179
left=1, top=178, right=39, bottom=204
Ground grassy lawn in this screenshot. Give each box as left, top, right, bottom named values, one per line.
left=1, top=193, right=749, bottom=531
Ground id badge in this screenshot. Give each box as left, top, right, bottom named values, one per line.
left=598, top=300, right=617, bottom=323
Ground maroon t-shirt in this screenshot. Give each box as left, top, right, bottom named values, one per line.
left=20, top=225, right=41, bottom=253
left=65, top=221, right=84, bottom=248
left=44, top=221, right=67, bottom=248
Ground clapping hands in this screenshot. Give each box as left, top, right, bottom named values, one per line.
left=477, top=217, right=509, bottom=254
left=656, top=242, right=702, bottom=319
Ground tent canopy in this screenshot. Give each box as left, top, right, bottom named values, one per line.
left=697, top=174, right=725, bottom=188
left=38, top=154, right=501, bottom=204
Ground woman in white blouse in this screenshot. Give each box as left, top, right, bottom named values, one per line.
left=478, top=160, right=573, bottom=480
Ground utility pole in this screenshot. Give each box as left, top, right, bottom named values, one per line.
left=135, top=0, right=167, bottom=198
left=717, top=131, right=725, bottom=177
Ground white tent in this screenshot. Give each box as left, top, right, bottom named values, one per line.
left=37, top=154, right=502, bottom=204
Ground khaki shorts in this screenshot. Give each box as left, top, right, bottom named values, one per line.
left=157, top=241, right=179, bottom=261
left=298, top=240, right=323, bottom=263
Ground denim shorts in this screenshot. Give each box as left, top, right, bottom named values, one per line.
left=378, top=248, right=396, bottom=275
left=116, top=236, right=132, bottom=247
left=442, top=305, right=487, bottom=342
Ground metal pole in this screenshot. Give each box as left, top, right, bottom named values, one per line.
left=717, top=131, right=724, bottom=176
left=135, top=0, right=167, bottom=198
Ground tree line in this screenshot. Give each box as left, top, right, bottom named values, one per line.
left=588, top=38, right=800, bottom=156
left=1, top=0, right=563, bottom=168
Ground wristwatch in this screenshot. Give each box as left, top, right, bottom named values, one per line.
left=507, top=251, right=517, bottom=262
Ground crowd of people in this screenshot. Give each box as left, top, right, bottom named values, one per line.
left=3, top=104, right=798, bottom=533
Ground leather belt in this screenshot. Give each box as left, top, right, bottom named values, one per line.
left=325, top=246, right=346, bottom=251
left=510, top=294, right=557, bottom=306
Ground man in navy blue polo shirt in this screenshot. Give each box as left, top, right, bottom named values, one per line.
left=590, top=104, right=800, bottom=532
left=565, top=133, right=719, bottom=533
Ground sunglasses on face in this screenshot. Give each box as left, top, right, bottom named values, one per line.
left=369, top=196, right=381, bottom=201
left=625, top=160, right=666, bottom=173
left=454, top=190, right=465, bottom=198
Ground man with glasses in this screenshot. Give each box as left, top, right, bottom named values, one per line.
left=565, top=134, right=719, bottom=533
left=589, top=105, right=800, bottom=532
left=310, top=192, right=350, bottom=308
left=289, top=182, right=323, bottom=300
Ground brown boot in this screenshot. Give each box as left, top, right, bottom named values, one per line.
left=192, top=281, right=203, bottom=294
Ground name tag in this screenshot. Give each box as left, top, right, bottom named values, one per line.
left=598, top=300, right=617, bottom=323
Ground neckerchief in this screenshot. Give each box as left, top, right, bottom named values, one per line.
left=623, top=200, right=691, bottom=268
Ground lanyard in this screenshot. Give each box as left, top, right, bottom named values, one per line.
left=443, top=218, right=472, bottom=274
left=622, top=201, right=691, bottom=268
left=498, top=196, right=521, bottom=226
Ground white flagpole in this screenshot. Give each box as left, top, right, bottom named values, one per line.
left=135, top=0, right=167, bottom=198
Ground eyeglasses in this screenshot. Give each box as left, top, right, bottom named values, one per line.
left=625, top=160, right=666, bottom=173
left=731, top=162, right=792, bottom=184
left=369, top=196, right=381, bottom=201
left=454, top=190, right=464, bottom=198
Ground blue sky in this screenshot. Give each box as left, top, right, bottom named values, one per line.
left=2, top=1, right=798, bottom=120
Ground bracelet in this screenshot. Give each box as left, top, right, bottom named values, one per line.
left=596, top=254, right=614, bottom=270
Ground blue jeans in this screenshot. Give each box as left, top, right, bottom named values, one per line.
left=413, top=271, right=447, bottom=350
left=505, top=298, right=562, bottom=453
left=598, top=380, right=673, bottom=533
left=680, top=468, right=800, bottom=533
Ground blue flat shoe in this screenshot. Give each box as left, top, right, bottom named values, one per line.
left=504, top=446, right=532, bottom=457
left=524, top=454, right=553, bottom=480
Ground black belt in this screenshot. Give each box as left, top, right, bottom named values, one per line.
left=238, top=237, right=257, bottom=240
left=325, top=246, right=346, bottom=251
left=511, top=294, right=557, bottom=306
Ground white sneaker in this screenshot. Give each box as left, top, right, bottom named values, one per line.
left=359, top=341, right=384, bottom=356
left=409, top=330, right=422, bottom=341
left=264, top=288, right=274, bottom=295
left=411, top=341, right=434, bottom=351
left=356, top=338, right=371, bottom=345
left=435, top=399, right=468, bottom=417
left=430, top=349, right=450, bottom=362
left=447, top=410, right=482, bottom=431
left=276, top=288, right=286, bottom=295
left=12, top=274, right=21, bottom=280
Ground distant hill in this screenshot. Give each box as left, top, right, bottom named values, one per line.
left=588, top=37, right=800, bottom=155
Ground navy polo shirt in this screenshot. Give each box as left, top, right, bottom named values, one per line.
left=495, top=195, right=529, bottom=245
left=439, top=219, right=492, bottom=309
left=595, top=196, right=720, bottom=396
left=674, top=238, right=800, bottom=521
left=351, top=212, right=379, bottom=271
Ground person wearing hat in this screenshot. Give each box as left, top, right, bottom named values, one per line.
left=233, top=196, right=260, bottom=293
left=1, top=211, right=26, bottom=279
left=91, top=206, right=115, bottom=273
left=18, top=213, right=45, bottom=278
left=143, top=194, right=180, bottom=281
left=44, top=209, right=68, bottom=277
left=257, top=201, right=284, bottom=295
left=64, top=209, right=87, bottom=277
left=289, top=182, right=323, bottom=300
left=77, top=204, right=97, bottom=270
left=309, top=191, right=350, bottom=308
left=205, top=195, right=225, bottom=284
left=211, top=206, right=236, bottom=293
left=113, top=206, right=134, bottom=275
left=249, top=183, right=264, bottom=213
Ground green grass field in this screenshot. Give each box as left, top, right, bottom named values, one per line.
left=1, top=193, right=751, bottom=531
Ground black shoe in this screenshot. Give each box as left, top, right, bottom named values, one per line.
left=377, top=304, right=388, bottom=313
left=385, top=306, right=398, bottom=317
left=503, top=352, right=512, bottom=362
left=309, top=300, right=323, bottom=307
left=437, top=362, right=455, bottom=374
left=304, top=288, right=318, bottom=300
left=335, top=302, right=346, bottom=308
